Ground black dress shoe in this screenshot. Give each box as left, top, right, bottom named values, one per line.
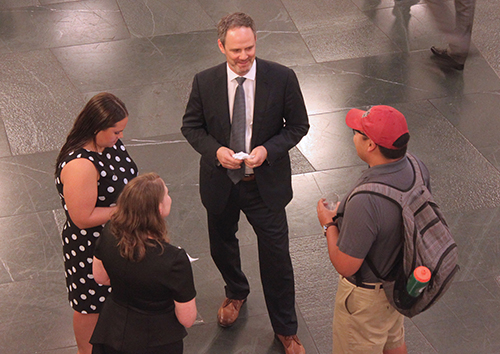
left=430, top=46, right=465, bottom=71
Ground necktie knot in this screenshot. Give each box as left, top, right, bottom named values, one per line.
left=236, top=77, right=246, bottom=86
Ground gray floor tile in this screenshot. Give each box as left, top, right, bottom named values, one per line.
left=52, top=37, right=170, bottom=92
left=85, top=81, right=191, bottom=139
left=199, top=0, right=298, bottom=33
left=0, top=211, right=62, bottom=283
left=0, top=120, right=11, bottom=157
left=0, top=0, right=130, bottom=52
left=0, top=0, right=38, bottom=10
left=0, top=50, right=83, bottom=155
left=116, top=0, right=214, bottom=38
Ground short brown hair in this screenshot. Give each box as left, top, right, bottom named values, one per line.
left=217, top=12, right=256, bottom=46
left=110, top=172, right=169, bottom=262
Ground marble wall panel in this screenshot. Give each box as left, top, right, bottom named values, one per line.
left=0, top=50, right=83, bottom=155
left=0, top=0, right=130, bottom=52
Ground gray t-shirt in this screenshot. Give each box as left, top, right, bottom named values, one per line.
left=337, top=154, right=430, bottom=283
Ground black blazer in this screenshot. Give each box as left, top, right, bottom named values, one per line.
left=181, top=58, right=309, bottom=213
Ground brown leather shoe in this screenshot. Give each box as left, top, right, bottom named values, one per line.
left=217, top=298, right=246, bottom=327
left=275, top=334, right=306, bottom=354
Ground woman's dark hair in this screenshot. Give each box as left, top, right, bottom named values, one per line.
left=110, top=172, right=169, bottom=262
left=55, top=92, right=128, bottom=172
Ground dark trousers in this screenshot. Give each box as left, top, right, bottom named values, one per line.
left=207, top=179, right=298, bottom=336
left=92, top=340, right=183, bottom=354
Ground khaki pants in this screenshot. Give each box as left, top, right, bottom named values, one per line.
left=332, top=276, right=405, bottom=354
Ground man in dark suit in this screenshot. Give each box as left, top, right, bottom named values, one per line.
left=181, top=12, right=309, bottom=354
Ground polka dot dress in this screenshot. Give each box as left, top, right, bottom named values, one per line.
left=55, top=140, right=138, bottom=314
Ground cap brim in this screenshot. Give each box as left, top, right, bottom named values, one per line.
left=345, top=108, right=366, bottom=131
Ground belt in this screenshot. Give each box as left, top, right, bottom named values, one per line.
left=241, top=174, right=255, bottom=182
left=345, top=277, right=383, bottom=290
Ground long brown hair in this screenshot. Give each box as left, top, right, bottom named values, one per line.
left=55, top=92, right=128, bottom=173
left=110, top=172, right=169, bottom=262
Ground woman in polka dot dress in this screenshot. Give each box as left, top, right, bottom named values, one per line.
left=55, top=93, right=138, bottom=354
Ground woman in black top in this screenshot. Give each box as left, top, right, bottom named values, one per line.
left=55, top=93, right=138, bottom=354
left=91, top=172, right=197, bottom=354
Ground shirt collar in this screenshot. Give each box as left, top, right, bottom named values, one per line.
left=227, top=59, right=257, bottom=82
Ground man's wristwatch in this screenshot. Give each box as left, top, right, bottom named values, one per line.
left=323, top=221, right=336, bottom=237
left=323, top=215, right=339, bottom=237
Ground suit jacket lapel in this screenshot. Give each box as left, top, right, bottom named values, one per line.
left=252, top=58, right=270, bottom=148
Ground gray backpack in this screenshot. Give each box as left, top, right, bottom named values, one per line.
left=341, top=154, right=459, bottom=318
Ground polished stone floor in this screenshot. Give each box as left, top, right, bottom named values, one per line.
left=1, top=0, right=500, bottom=353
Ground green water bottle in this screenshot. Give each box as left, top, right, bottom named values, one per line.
left=406, top=266, right=431, bottom=297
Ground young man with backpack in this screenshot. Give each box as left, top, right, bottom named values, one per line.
left=317, top=105, right=430, bottom=354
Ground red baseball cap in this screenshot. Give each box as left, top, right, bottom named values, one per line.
left=346, top=105, right=409, bottom=149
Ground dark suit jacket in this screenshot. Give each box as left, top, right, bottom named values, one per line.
left=181, top=58, right=309, bottom=213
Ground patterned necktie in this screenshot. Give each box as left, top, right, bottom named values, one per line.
left=228, top=77, right=247, bottom=184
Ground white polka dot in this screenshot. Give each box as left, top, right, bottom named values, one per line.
left=98, top=196, right=105, bottom=201
left=112, top=175, right=118, bottom=181
left=72, top=266, right=77, bottom=273
left=130, top=168, right=135, bottom=175
left=106, top=153, right=111, bottom=159
left=64, top=237, right=69, bottom=244
left=100, top=170, right=107, bottom=177
left=79, top=278, right=86, bottom=284
left=81, top=294, right=87, bottom=300
left=87, top=258, right=93, bottom=264
left=77, top=153, right=82, bottom=158
left=81, top=310, right=88, bottom=314
left=88, top=240, right=92, bottom=246
left=56, top=177, right=60, bottom=184
left=123, top=178, right=128, bottom=184
left=69, top=152, right=74, bottom=156
left=109, top=165, right=115, bottom=170
left=72, top=234, right=77, bottom=240
left=79, top=262, right=85, bottom=268
left=93, top=232, right=100, bottom=237
left=70, top=302, right=74, bottom=308
left=61, top=162, right=66, bottom=168
left=73, top=299, right=78, bottom=305
left=80, top=230, right=87, bottom=236
left=99, top=296, right=106, bottom=302
left=99, top=161, right=104, bottom=167
left=108, top=287, right=112, bottom=293
left=71, top=250, right=77, bottom=256
left=65, top=253, right=70, bottom=259
left=67, top=269, right=72, bottom=275
left=88, top=156, right=94, bottom=161
left=115, top=156, right=121, bottom=162
left=72, top=283, right=77, bottom=289
left=107, top=186, right=115, bottom=193
left=89, top=289, right=96, bottom=295
left=88, top=274, right=94, bottom=279
left=126, top=157, right=131, bottom=162
left=120, top=167, right=126, bottom=172
left=90, top=305, right=97, bottom=310
left=121, top=145, right=126, bottom=151
left=79, top=245, right=85, bottom=252
left=63, top=204, right=67, bottom=211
